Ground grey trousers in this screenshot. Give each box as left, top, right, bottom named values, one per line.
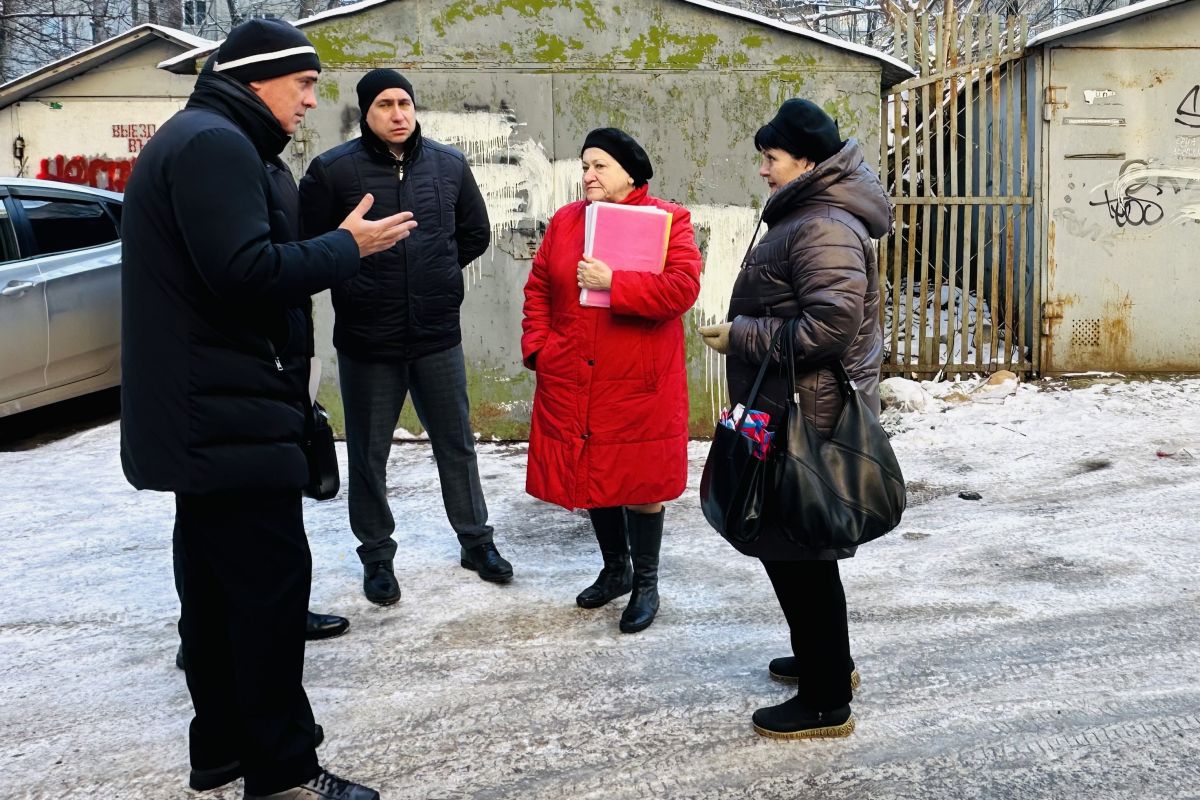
left=339, top=345, right=493, bottom=565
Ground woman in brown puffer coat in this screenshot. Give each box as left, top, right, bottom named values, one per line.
left=699, top=99, right=893, bottom=741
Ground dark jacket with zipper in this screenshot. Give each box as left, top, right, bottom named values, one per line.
left=725, top=138, right=893, bottom=561
left=119, top=68, right=361, bottom=495
left=298, top=122, right=490, bottom=362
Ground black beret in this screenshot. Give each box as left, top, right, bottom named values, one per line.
left=213, top=19, right=320, bottom=84
left=581, top=127, right=653, bottom=187
left=763, top=98, right=843, bottom=164
left=357, top=69, right=416, bottom=116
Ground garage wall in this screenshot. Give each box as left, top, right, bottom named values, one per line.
left=1038, top=1, right=1200, bottom=373
left=0, top=40, right=196, bottom=191
left=291, top=0, right=887, bottom=437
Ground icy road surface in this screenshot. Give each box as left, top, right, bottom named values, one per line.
left=2, top=377, right=1198, bottom=799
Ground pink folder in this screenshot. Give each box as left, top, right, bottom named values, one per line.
left=579, top=202, right=673, bottom=308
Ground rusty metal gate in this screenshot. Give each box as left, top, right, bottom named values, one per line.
left=878, top=9, right=1039, bottom=378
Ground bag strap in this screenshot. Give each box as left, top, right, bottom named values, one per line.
left=782, top=319, right=799, bottom=402
left=829, top=360, right=857, bottom=397
left=735, top=215, right=765, bottom=272
left=781, top=320, right=857, bottom=401
left=735, top=322, right=787, bottom=430
left=727, top=211, right=770, bottom=432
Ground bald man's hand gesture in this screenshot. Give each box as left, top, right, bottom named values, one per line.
left=339, top=193, right=417, bottom=257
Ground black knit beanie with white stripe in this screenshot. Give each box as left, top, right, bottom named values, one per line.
left=213, top=19, right=321, bottom=84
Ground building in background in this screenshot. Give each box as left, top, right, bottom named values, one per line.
left=1029, top=0, right=1200, bottom=373
left=0, top=24, right=207, bottom=192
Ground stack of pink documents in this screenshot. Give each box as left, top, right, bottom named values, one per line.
left=579, top=201, right=673, bottom=308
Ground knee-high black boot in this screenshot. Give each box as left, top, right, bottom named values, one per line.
left=620, top=508, right=663, bottom=633
left=577, top=507, right=633, bottom=608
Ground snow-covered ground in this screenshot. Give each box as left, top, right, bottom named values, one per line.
left=2, top=376, right=1199, bottom=799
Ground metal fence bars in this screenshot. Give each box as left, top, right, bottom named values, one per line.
left=879, top=9, right=1038, bottom=378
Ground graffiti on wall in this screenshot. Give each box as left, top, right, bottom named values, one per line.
left=1053, top=206, right=1119, bottom=255
left=1176, top=86, right=1200, bottom=128
left=1088, top=179, right=1163, bottom=228
left=35, top=154, right=136, bottom=192
left=28, top=121, right=157, bottom=192
left=113, top=123, right=157, bottom=153
left=1090, top=160, right=1200, bottom=230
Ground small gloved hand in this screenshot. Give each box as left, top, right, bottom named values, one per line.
left=697, top=322, right=732, bottom=355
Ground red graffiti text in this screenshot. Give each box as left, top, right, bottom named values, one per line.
left=36, top=154, right=136, bottom=192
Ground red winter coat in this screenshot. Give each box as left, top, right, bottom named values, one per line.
left=521, top=185, right=702, bottom=510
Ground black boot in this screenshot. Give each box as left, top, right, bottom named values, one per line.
left=752, top=697, right=854, bottom=740
left=577, top=507, right=633, bottom=608
left=460, top=542, right=514, bottom=583
left=620, top=508, right=663, bottom=633
left=363, top=560, right=401, bottom=606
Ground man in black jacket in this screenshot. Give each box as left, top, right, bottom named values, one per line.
left=121, top=20, right=414, bottom=800
left=300, top=69, right=512, bottom=605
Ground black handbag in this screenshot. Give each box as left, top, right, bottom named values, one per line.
left=699, top=325, right=785, bottom=544
left=773, top=321, right=906, bottom=549
left=302, top=401, right=340, bottom=501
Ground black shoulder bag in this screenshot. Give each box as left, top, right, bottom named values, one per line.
left=773, top=320, right=906, bottom=549
left=699, top=324, right=785, bottom=545
left=302, top=400, right=340, bottom=501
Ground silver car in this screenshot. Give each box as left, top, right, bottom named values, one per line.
left=0, top=178, right=123, bottom=417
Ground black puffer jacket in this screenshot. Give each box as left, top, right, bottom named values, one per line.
left=299, top=122, right=489, bottom=361
left=724, top=139, right=893, bottom=561
left=120, top=69, right=360, bottom=495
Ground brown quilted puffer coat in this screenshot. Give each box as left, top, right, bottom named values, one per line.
left=724, top=139, right=893, bottom=560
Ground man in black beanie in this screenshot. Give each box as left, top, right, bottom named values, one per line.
left=301, top=70, right=510, bottom=605
left=170, top=20, right=365, bottom=672
left=121, top=18, right=414, bottom=800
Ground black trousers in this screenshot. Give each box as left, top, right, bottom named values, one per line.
left=761, top=559, right=854, bottom=711
left=174, top=489, right=320, bottom=794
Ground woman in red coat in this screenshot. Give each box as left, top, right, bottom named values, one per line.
left=521, top=128, right=702, bottom=633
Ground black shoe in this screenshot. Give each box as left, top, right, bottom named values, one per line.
left=769, top=657, right=861, bottom=696
left=306, top=611, right=350, bottom=641
left=577, top=508, right=633, bottom=609
left=244, top=769, right=379, bottom=799
left=363, top=561, right=401, bottom=605
left=460, top=542, right=513, bottom=583
left=619, top=509, right=663, bottom=633
left=191, top=726, right=324, bottom=791
left=752, top=697, right=855, bottom=740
